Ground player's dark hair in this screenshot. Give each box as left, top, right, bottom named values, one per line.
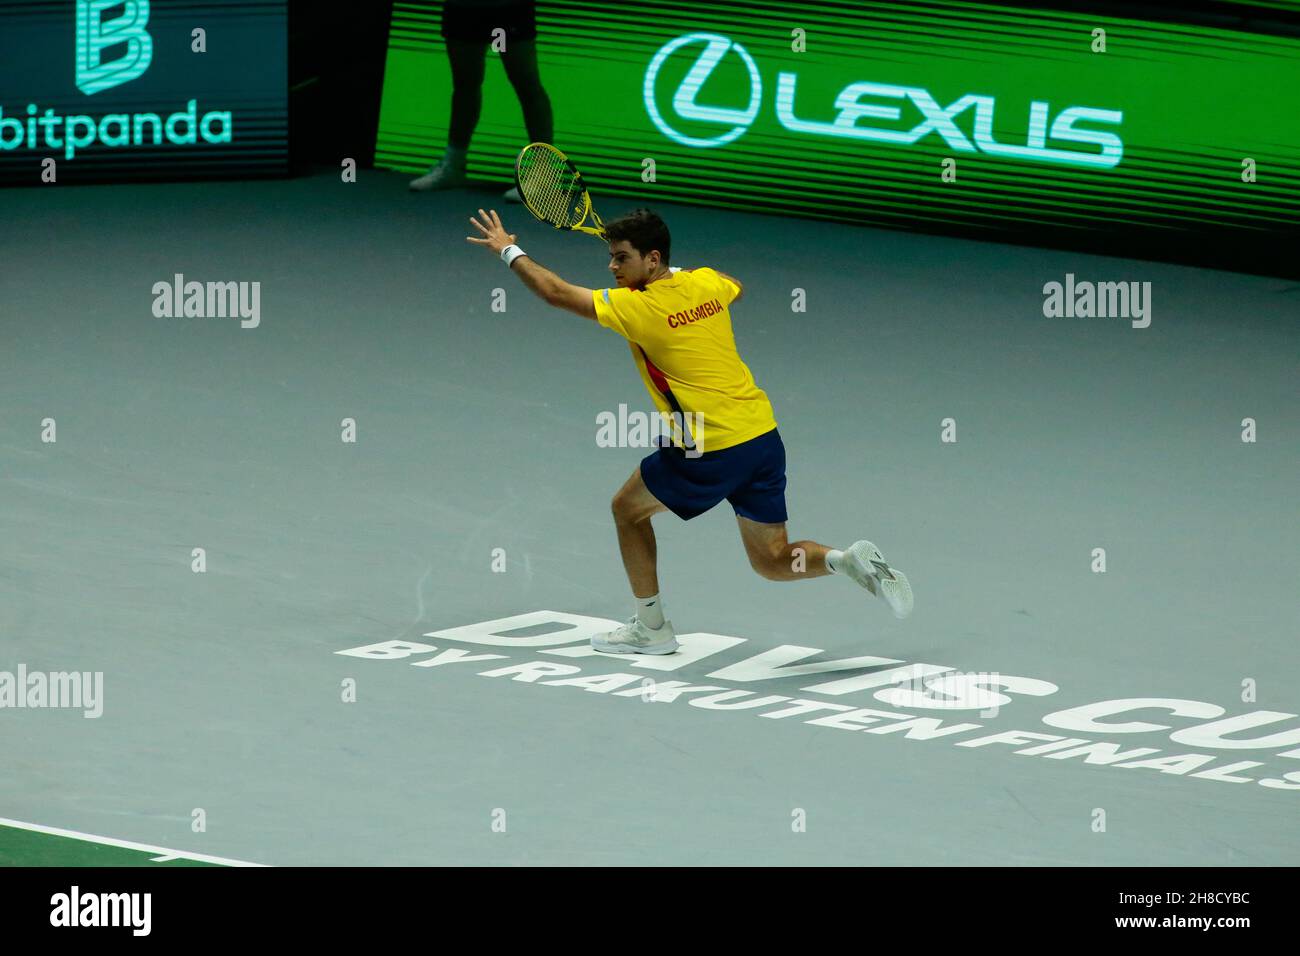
left=604, top=208, right=671, bottom=265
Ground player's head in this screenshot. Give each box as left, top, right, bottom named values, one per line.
left=604, top=208, right=671, bottom=288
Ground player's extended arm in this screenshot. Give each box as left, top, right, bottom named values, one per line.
left=466, top=208, right=596, bottom=320
left=715, top=269, right=744, bottom=303
left=509, top=256, right=596, bottom=320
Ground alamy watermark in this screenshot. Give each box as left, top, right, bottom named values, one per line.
left=50, top=886, right=150, bottom=935
left=880, top=670, right=1007, bottom=719
left=1042, top=273, right=1151, bottom=328
left=597, top=404, right=706, bottom=457
left=0, top=665, right=103, bottom=718
left=151, top=273, right=260, bottom=328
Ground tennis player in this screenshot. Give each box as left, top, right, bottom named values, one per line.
left=468, top=206, right=913, bottom=654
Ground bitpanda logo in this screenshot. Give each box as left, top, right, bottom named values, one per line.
left=76, top=0, right=154, bottom=95
left=0, top=0, right=234, bottom=161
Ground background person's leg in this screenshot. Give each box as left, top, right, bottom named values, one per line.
left=410, top=39, right=487, bottom=190
left=445, top=39, right=489, bottom=151
left=500, top=39, right=554, bottom=144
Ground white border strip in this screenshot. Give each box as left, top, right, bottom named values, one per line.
left=0, top=817, right=267, bottom=867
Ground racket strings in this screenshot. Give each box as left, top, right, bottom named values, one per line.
left=518, top=151, right=586, bottom=227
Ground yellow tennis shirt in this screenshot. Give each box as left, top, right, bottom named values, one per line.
left=591, top=267, right=777, bottom=453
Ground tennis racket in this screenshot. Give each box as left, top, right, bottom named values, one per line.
left=514, top=143, right=607, bottom=240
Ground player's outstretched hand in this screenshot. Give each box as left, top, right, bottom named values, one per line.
left=466, top=208, right=516, bottom=256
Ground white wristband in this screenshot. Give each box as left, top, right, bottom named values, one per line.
left=669, top=266, right=681, bottom=273
left=501, top=244, right=527, bottom=267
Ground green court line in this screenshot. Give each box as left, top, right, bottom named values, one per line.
left=0, top=817, right=265, bottom=867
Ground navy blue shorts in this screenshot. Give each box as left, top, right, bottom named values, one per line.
left=640, top=428, right=788, bottom=524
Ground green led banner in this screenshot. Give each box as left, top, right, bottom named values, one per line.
left=377, top=1, right=1299, bottom=269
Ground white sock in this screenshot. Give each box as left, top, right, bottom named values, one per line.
left=636, top=594, right=664, bottom=629
left=825, top=550, right=844, bottom=574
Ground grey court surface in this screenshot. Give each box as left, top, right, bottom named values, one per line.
left=1, top=170, right=1297, bottom=866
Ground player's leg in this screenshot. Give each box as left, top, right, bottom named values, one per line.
left=735, top=516, right=859, bottom=585
left=610, top=466, right=667, bottom=599
left=729, top=429, right=913, bottom=617
left=591, top=467, right=681, bottom=656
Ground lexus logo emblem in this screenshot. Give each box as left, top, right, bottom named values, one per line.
left=643, top=33, right=762, bottom=148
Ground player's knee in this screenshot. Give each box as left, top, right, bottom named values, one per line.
left=749, top=552, right=782, bottom=580
left=611, top=492, right=640, bottom=524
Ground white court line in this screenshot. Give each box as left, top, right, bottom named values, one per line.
left=0, top=816, right=267, bottom=867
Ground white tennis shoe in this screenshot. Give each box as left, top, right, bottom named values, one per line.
left=842, top=540, right=914, bottom=619
left=409, top=156, right=468, bottom=191
left=591, top=617, right=680, bottom=655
